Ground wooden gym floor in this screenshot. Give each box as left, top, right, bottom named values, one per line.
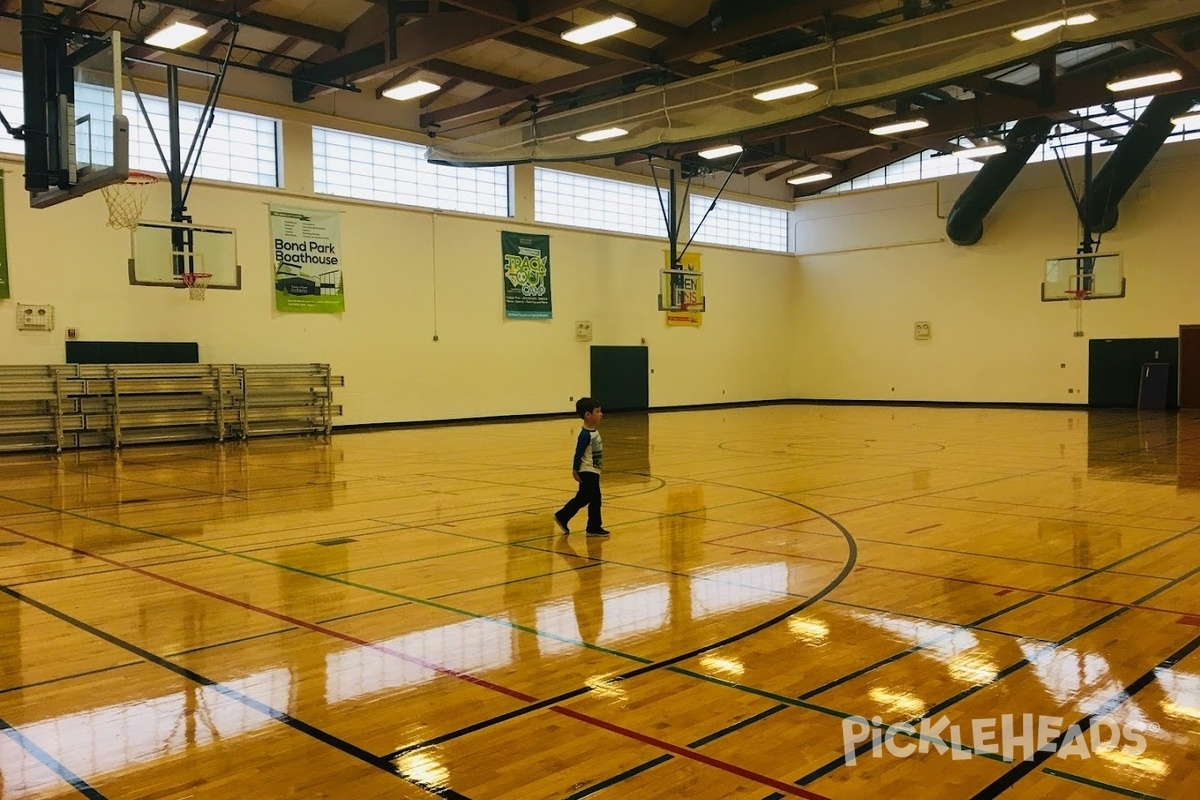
left=1, top=404, right=1198, bottom=799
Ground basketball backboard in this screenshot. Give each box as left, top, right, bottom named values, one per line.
left=26, top=31, right=129, bottom=208
left=129, top=221, right=242, bottom=290
left=1042, top=252, right=1124, bottom=301
left=658, top=268, right=705, bottom=312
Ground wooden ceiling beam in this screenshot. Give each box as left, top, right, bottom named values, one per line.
left=152, top=0, right=343, bottom=48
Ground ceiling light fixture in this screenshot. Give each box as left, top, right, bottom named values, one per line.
left=787, top=171, right=833, bottom=185
left=381, top=80, right=442, bottom=101
left=561, top=14, right=637, bottom=45
left=698, top=144, right=744, bottom=159
left=143, top=21, right=207, bottom=49
left=1011, top=12, right=1096, bottom=41
left=753, top=82, right=819, bottom=102
left=1171, top=109, right=1200, bottom=125
left=868, top=118, right=929, bottom=136
left=576, top=127, right=628, bottom=142
left=1106, top=69, right=1183, bottom=92
left=954, top=143, right=1007, bottom=159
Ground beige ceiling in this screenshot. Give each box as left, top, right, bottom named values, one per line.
left=11, top=1, right=1200, bottom=193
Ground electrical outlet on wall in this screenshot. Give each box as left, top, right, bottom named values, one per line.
left=16, top=304, right=54, bottom=331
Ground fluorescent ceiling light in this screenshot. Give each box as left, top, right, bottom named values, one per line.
left=576, top=127, right=628, bottom=142
left=1171, top=109, right=1200, bottom=125
left=753, top=82, right=819, bottom=102
left=698, top=144, right=743, bottom=159
left=1012, top=20, right=1063, bottom=41
left=1011, top=13, right=1096, bottom=41
left=561, top=14, right=637, bottom=44
left=144, top=21, right=207, bottom=49
left=1106, top=69, right=1183, bottom=92
left=954, top=144, right=1007, bottom=158
left=868, top=118, right=929, bottom=136
left=788, top=171, right=833, bottom=185
left=382, top=80, right=442, bottom=101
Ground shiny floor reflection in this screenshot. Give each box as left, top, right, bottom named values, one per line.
left=0, top=405, right=1197, bottom=798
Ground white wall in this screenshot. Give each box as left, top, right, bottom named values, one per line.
left=791, top=139, right=1200, bottom=404
left=0, top=132, right=795, bottom=424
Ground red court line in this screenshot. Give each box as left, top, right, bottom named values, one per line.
left=0, top=524, right=535, bottom=703
left=704, top=539, right=1197, bottom=618
left=2, top=524, right=830, bottom=797
left=552, top=707, right=831, bottom=799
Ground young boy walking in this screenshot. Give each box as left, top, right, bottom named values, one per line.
left=554, top=397, right=610, bottom=537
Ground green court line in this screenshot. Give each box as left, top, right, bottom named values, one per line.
left=1042, top=768, right=1166, bottom=800
left=1, top=469, right=1182, bottom=784
left=0, top=495, right=653, bottom=665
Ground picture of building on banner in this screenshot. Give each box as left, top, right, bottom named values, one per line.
left=270, top=204, right=345, bottom=313
left=502, top=231, right=552, bottom=319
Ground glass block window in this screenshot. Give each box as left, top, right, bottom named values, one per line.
left=689, top=194, right=790, bottom=253
left=126, top=93, right=279, bottom=186
left=313, top=127, right=511, bottom=216
left=0, top=68, right=280, bottom=187
left=0, top=71, right=22, bottom=155
left=534, top=168, right=668, bottom=238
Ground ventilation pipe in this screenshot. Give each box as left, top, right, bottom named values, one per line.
left=946, top=116, right=1055, bottom=246
left=1082, top=91, right=1200, bottom=233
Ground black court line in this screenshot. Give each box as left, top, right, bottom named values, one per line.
left=569, top=524, right=1200, bottom=797
left=0, top=714, right=107, bottom=799
left=1041, top=767, right=1166, bottom=800
left=384, top=468, right=1194, bottom=789
left=785, top=563, right=1200, bottom=793
left=0, top=628, right=300, bottom=698
left=381, top=490, right=859, bottom=761
left=0, top=662, right=141, bottom=697
left=0, top=584, right=468, bottom=800
left=567, top=706, right=793, bottom=800
left=5, top=436, right=1185, bottom=795
left=972, top=631, right=1200, bottom=799
left=799, top=524, right=1200, bottom=701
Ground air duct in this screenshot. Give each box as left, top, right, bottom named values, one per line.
left=1082, top=90, right=1200, bottom=233
left=946, top=116, right=1054, bottom=246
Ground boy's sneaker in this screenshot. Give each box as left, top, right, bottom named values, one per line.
left=553, top=513, right=570, bottom=534
left=586, top=528, right=611, bottom=537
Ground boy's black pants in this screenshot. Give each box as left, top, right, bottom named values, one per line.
left=559, top=472, right=602, bottom=531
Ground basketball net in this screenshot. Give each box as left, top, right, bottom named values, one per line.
left=1068, top=289, right=1089, bottom=337
left=100, top=172, right=158, bottom=230
left=178, top=272, right=212, bottom=301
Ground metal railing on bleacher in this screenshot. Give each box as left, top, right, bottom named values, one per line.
left=0, top=363, right=343, bottom=452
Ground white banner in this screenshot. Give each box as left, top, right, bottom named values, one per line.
left=269, top=205, right=345, bottom=313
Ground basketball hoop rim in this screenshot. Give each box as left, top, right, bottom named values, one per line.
left=1067, top=289, right=1090, bottom=300
left=176, top=272, right=213, bottom=286
left=125, top=171, right=159, bottom=185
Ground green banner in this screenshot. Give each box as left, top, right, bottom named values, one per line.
left=502, top=231, right=551, bottom=319
left=270, top=204, right=345, bottom=313
left=0, top=172, right=9, bottom=300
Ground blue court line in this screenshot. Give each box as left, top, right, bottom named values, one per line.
left=567, top=522, right=1200, bottom=797
left=0, top=714, right=107, bottom=799
left=0, top=583, right=467, bottom=800
left=785, top=562, right=1200, bottom=793
left=970, top=631, right=1200, bottom=799
left=3, top=459, right=1192, bottom=797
